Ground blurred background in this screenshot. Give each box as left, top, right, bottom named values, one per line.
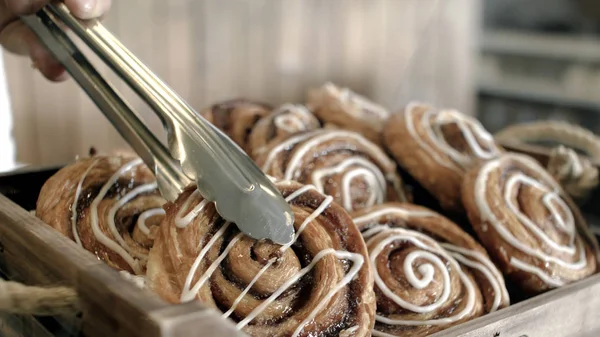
left=1, top=0, right=600, bottom=169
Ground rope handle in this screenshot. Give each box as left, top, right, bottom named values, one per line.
left=495, top=121, right=600, bottom=200
left=0, top=279, right=78, bottom=316
left=0, top=271, right=145, bottom=316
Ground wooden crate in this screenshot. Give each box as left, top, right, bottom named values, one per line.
left=1, top=163, right=600, bottom=337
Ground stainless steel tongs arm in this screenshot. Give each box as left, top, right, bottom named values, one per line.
left=21, top=2, right=295, bottom=245
left=20, top=6, right=191, bottom=202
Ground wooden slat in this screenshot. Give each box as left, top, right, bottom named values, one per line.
left=431, top=273, right=600, bottom=337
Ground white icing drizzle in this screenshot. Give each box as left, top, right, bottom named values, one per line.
left=71, top=158, right=100, bottom=247
left=136, top=208, right=166, bottom=235
left=474, top=155, right=589, bottom=285
left=107, top=182, right=159, bottom=260
left=72, top=158, right=163, bottom=273
left=404, top=102, right=500, bottom=173
left=272, top=103, right=316, bottom=134
left=368, top=228, right=476, bottom=329
left=174, top=189, right=209, bottom=228
left=180, top=222, right=232, bottom=302
left=119, top=270, right=147, bottom=289
left=261, top=129, right=406, bottom=205
left=353, top=206, right=508, bottom=314
left=176, top=183, right=364, bottom=336
left=89, top=158, right=145, bottom=274
left=441, top=243, right=508, bottom=312
left=312, top=157, right=386, bottom=211
left=324, top=82, right=390, bottom=125
left=504, top=173, right=576, bottom=254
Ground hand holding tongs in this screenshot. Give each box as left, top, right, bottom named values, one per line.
left=20, top=2, right=295, bottom=245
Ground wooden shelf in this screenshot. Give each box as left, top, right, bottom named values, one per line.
left=478, top=78, right=600, bottom=111
left=481, top=30, right=600, bottom=63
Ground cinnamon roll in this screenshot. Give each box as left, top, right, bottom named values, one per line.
left=462, top=153, right=599, bottom=294
left=307, top=82, right=390, bottom=145
left=254, top=129, right=410, bottom=212
left=383, top=102, right=502, bottom=212
left=36, top=155, right=166, bottom=275
left=146, top=180, right=375, bottom=337
left=352, top=203, right=510, bottom=317
left=200, top=98, right=272, bottom=152
left=247, top=103, right=321, bottom=159
left=359, top=226, right=484, bottom=336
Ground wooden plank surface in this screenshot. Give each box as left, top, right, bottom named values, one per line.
left=3, top=0, right=480, bottom=167
left=432, top=273, right=600, bottom=337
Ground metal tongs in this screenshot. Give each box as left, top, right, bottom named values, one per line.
left=21, top=2, right=295, bottom=245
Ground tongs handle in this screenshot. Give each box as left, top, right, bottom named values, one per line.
left=44, top=2, right=256, bottom=189
left=21, top=2, right=296, bottom=245
left=20, top=5, right=191, bottom=200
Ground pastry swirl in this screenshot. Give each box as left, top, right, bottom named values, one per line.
left=36, top=155, right=166, bottom=275
left=352, top=203, right=510, bottom=317
left=248, top=103, right=321, bottom=159
left=359, top=226, right=484, bottom=336
left=254, top=129, right=410, bottom=212
left=146, top=180, right=375, bottom=337
left=383, top=102, right=502, bottom=212
left=462, top=153, right=599, bottom=293
left=200, top=98, right=272, bottom=152
left=307, top=82, right=390, bottom=145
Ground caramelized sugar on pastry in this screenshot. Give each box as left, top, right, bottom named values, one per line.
left=462, top=153, right=599, bottom=294
left=247, top=103, right=321, bottom=159
left=147, top=180, right=375, bottom=337
left=352, top=203, right=510, bottom=318
left=254, top=129, right=410, bottom=212
left=357, top=226, right=484, bottom=336
left=307, top=82, right=390, bottom=145
left=383, top=102, right=502, bottom=212
left=200, top=98, right=272, bottom=152
left=36, top=155, right=166, bottom=275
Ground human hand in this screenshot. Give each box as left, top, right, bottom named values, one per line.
left=0, top=0, right=111, bottom=81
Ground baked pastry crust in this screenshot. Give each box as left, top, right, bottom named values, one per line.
left=254, top=129, right=410, bottom=212
left=146, top=180, right=376, bottom=337
left=36, top=155, right=166, bottom=274
left=383, top=102, right=502, bottom=212
left=356, top=223, right=485, bottom=336
left=200, top=98, right=272, bottom=153
left=307, top=82, right=390, bottom=145
left=352, top=203, right=510, bottom=318
left=462, top=153, right=599, bottom=294
left=248, top=103, right=321, bottom=159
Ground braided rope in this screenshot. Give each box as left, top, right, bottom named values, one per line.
left=495, top=121, right=600, bottom=200
left=0, top=271, right=146, bottom=316
left=0, top=279, right=78, bottom=316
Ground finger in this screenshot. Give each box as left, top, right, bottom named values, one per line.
left=0, top=19, right=31, bottom=55
left=3, top=0, right=47, bottom=16
left=29, top=39, right=68, bottom=81
left=64, top=0, right=112, bottom=20
left=0, top=20, right=68, bottom=81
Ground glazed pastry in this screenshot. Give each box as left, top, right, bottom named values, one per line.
left=383, top=102, right=502, bottom=212
left=352, top=203, right=510, bottom=317
left=307, top=82, right=390, bottom=144
left=247, top=103, right=321, bottom=159
left=462, top=153, right=599, bottom=294
left=253, top=129, right=410, bottom=212
left=358, top=225, right=484, bottom=336
left=146, top=180, right=375, bottom=337
left=200, top=98, right=272, bottom=152
left=36, top=155, right=166, bottom=275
